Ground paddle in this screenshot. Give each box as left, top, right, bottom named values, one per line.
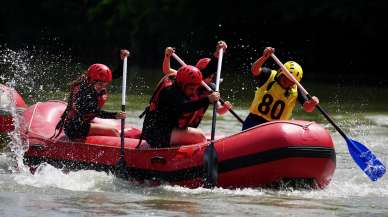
left=203, top=48, right=224, bottom=187
left=271, top=53, right=386, bottom=181
left=115, top=55, right=129, bottom=179
left=171, top=53, right=244, bottom=123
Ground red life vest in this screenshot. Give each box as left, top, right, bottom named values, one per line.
left=148, top=73, right=175, bottom=112
left=178, top=89, right=210, bottom=128
left=146, top=73, right=204, bottom=129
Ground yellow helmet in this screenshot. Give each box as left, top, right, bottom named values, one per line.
left=283, top=61, right=303, bottom=82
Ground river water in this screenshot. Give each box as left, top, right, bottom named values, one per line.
left=0, top=108, right=387, bottom=217
left=1, top=48, right=387, bottom=216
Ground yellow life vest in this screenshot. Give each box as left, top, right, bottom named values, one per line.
left=249, top=70, right=298, bottom=121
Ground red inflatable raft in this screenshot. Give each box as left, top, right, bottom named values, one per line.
left=0, top=84, right=28, bottom=132
left=20, top=100, right=336, bottom=189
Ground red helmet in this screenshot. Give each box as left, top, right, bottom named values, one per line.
left=176, top=65, right=202, bottom=87
left=195, top=58, right=211, bottom=70
left=87, top=64, right=112, bottom=82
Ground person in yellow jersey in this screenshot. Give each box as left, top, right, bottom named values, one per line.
left=242, top=47, right=319, bottom=130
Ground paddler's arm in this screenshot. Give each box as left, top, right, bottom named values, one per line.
left=213, top=40, right=228, bottom=58
left=97, top=110, right=118, bottom=119
left=179, top=92, right=220, bottom=112
left=297, top=89, right=320, bottom=112
left=216, top=101, right=232, bottom=115
left=201, top=41, right=228, bottom=76
left=251, top=47, right=275, bottom=77
left=162, top=47, right=177, bottom=75
left=97, top=110, right=126, bottom=119
left=206, top=82, right=233, bottom=115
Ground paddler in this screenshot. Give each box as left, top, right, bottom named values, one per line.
left=141, top=65, right=220, bottom=148
left=242, top=47, right=319, bottom=130
left=162, top=40, right=232, bottom=128
left=52, top=50, right=129, bottom=140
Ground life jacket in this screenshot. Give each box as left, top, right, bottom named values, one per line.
left=139, top=73, right=200, bottom=129
left=180, top=87, right=210, bottom=128
left=137, top=73, right=208, bottom=148
left=249, top=70, right=298, bottom=121
left=149, top=73, right=175, bottom=112
left=51, top=82, right=107, bottom=138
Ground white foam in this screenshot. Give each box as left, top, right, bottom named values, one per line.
left=160, top=171, right=388, bottom=199
left=161, top=185, right=275, bottom=197
left=13, top=163, right=114, bottom=192
left=365, top=114, right=388, bottom=127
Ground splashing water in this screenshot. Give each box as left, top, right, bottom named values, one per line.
left=0, top=46, right=81, bottom=173
left=0, top=46, right=81, bottom=103
left=2, top=81, right=29, bottom=173
left=1, top=48, right=41, bottom=99
left=13, top=163, right=114, bottom=191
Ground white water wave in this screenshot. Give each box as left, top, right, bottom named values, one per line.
left=13, top=163, right=114, bottom=192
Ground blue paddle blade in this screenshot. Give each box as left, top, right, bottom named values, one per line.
left=347, top=138, right=386, bottom=181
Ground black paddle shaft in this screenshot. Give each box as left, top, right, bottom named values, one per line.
left=219, top=98, right=244, bottom=124
left=203, top=102, right=219, bottom=187
left=206, top=83, right=244, bottom=124
left=210, top=102, right=218, bottom=141
left=120, top=104, right=126, bottom=158
left=306, top=94, right=348, bottom=140
left=115, top=104, right=129, bottom=179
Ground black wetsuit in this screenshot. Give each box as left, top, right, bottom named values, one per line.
left=63, top=82, right=117, bottom=139
left=242, top=67, right=308, bottom=130
left=142, top=82, right=210, bottom=148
